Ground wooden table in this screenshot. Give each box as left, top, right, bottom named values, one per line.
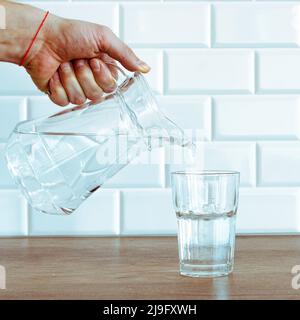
left=0, top=236, right=299, bottom=300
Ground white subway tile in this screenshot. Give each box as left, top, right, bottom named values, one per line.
left=201, top=142, right=256, bottom=187
left=166, top=142, right=256, bottom=187
left=157, top=96, right=211, bottom=141
left=237, top=188, right=300, bottom=234
left=104, top=148, right=164, bottom=188
left=30, top=2, right=119, bottom=34
left=257, top=50, right=300, bottom=93
left=29, top=189, right=119, bottom=236
left=0, top=190, right=28, bottom=236
left=133, top=49, right=163, bottom=94
left=214, top=3, right=300, bottom=47
left=0, top=97, right=26, bottom=142
left=166, top=50, right=254, bottom=94
left=121, top=189, right=176, bottom=235
left=258, top=142, right=300, bottom=186
left=28, top=96, right=63, bottom=119
left=122, top=3, right=210, bottom=46
left=214, top=96, right=300, bottom=140
left=0, top=144, right=15, bottom=188
left=0, top=64, right=37, bottom=95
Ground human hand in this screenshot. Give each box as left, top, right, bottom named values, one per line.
left=27, top=15, right=150, bottom=106
left=0, top=1, right=150, bottom=106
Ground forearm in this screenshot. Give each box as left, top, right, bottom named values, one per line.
left=0, top=0, right=59, bottom=65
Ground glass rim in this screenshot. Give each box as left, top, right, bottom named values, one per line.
left=171, top=170, right=240, bottom=177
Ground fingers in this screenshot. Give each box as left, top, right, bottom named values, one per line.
left=48, top=57, right=119, bottom=107
left=73, top=59, right=104, bottom=100
left=58, top=62, right=87, bottom=105
left=98, top=53, right=118, bottom=80
left=89, top=58, right=116, bottom=92
left=48, top=72, right=69, bottom=107
left=100, top=26, right=151, bottom=73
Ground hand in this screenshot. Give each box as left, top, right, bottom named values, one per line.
left=46, top=56, right=120, bottom=106
left=0, top=1, right=150, bottom=106
left=27, top=16, right=150, bottom=106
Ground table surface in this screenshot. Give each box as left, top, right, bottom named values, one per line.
left=0, top=236, right=300, bottom=300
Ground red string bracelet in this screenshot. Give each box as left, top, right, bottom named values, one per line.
left=19, top=11, right=49, bottom=66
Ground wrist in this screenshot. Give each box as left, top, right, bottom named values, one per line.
left=0, top=1, right=45, bottom=64
left=0, top=1, right=62, bottom=65
left=37, top=13, right=66, bottom=63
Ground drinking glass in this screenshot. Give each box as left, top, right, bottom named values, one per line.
left=171, top=171, right=240, bottom=278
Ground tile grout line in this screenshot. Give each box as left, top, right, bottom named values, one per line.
left=210, top=96, right=214, bottom=141
left=253, top=50, right=258, bottom=94
left=159, top=49, right=164, bottom=95
left=255, top=142, right=260, bottom=188
left=162, top=50, right=168, bottom=96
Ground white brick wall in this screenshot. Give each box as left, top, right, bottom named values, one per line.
left=257, top=50, right=300, bottom=93
left=166, top=49, right=254, bottom=94
left=1, top=0, right=300, bottom=236
left=122, top=3, right=210, bottom=47
left=213, top=3, right=300, bottom=47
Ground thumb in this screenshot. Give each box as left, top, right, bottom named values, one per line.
left=99, top=26, right=150, bottom=73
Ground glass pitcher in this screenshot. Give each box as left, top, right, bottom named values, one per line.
left=5, top=65, right=190, bottom=215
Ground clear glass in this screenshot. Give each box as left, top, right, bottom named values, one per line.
left=5, top=67, right=189, bottom=215
left=171, top=170, right=240, bottom=278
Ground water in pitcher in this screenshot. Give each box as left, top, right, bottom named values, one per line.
left=6, top=127, right=194, bottom=214
left=6, top=65, right=198, bottom=215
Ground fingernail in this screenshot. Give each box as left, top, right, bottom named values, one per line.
left=91, top=59, right=101, bottom=71
left=107, top=79, right=117, bottom=91
left=137, top=61, right=151, bottom=72
left=73, top=96, right=86, bottom=105
left=111, top=77, right=117, bottom=85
